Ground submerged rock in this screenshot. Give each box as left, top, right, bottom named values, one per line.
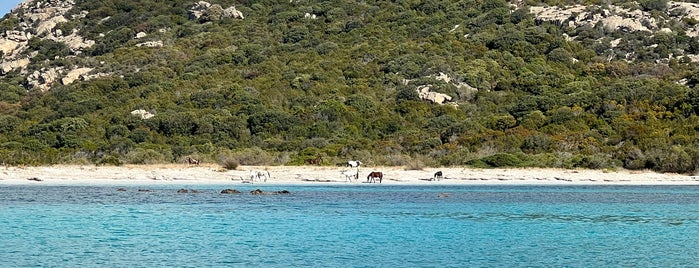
left=250, top=189, right=264, bottom=195
left=221, top=189, right=241, bottom=194
left=250, top=189, right=291, bottom=195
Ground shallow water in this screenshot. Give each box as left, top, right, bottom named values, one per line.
left=1, top=185, right=698, bottom=267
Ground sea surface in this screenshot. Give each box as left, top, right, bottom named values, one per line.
left=1, top=184, right=698, bottom=267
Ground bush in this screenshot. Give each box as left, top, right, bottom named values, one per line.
left=404, top=159, right=425, bottom=170
left=645, top=146, right=694, bottom=173
left=476, top=153, right=524, bottom=168
left=125, top=148, right=167, bottom=164
left=221, top=158, right=239, bottom=170
left=97, top=155, right=123, bottom=166
left=571, top=154, right=620, bottom=169
left=218, top=147, right=276, bottom=166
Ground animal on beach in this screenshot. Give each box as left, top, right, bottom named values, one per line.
left=367, top=171, right=383, bottom=183
left=347, top=160, right=362, bottom=168
left=305, top=155, right=323, bottom=165
left=186, top=157, right=200, bottom=165
left=249, top=170, right=271, bottom=182
left=433, top=171, right=443, bottom=181
left=340, top=169, right=359, bottom=182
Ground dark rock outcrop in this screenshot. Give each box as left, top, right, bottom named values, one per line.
left=250, top=189, right=290, bottom=195
left=250, top=189, right=264, bottom=195
left=221, top=189, right=241, bottom=194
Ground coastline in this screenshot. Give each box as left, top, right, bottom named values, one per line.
left=0, top=164, right=698, bottom=186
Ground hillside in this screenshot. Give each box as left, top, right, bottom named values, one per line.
left=1, top=0, right=699, bottom=173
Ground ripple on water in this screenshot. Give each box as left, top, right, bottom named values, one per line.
left=1, top=185, right=699, bottom=267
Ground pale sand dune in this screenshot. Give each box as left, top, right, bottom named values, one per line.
left=0, top=164, right=698, bottom=185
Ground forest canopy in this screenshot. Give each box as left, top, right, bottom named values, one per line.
left=2, top=0, right=699, bottom=173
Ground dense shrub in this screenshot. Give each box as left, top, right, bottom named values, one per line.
left=1, top=0, right=698, bottom=172
left=475, top=153, right=524, bottom=168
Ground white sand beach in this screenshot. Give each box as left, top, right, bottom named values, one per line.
left=0, top=164, right=698, bottom=186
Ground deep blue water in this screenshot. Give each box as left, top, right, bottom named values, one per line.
left=1, top=185, right=698, bottom=267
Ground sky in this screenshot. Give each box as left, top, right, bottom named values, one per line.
left=1, top=0, right=24, bottom=16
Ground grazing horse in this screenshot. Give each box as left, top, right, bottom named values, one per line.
left=305, top=155, right=323, bottom=165
left=340, top=169, right=359, bottom=182
left=186, top=157, right=200, bottom=165
left=433, top=171, right=443, bottom=181
left=367, top=171, right=383, bottom=183
left=347, top=160, right=362, bottom=168
left=249, top=170, right=270, bottom=182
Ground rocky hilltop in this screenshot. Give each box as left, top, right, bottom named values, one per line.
left=1, top=0, right=699, bottom=90
left=0, top=0, right=243, bottom=91
left=530, top=1, right=699, bottom=61
left=0, top=0, right=698, bottom=92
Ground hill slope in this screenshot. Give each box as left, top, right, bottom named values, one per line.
left=1, top=0, right=699, bottom=173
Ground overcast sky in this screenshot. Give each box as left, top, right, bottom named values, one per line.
left=1, top=0, right=23, bottom=16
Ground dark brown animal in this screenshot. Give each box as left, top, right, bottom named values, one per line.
left=367, top=171, right=383, bottom=183
left=186, top=156, right=200, bottom=165
left=433, top=171, right=443, bottom=181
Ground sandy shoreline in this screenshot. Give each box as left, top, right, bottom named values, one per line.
left=0, top=164, right=698, bottom=186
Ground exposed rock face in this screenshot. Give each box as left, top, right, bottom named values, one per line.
left=529, top=2, right=699, bottom=36
left=304, top=13, right=317, bottom=20
left=61, top=67, right=92, bottom=85
left=223, top=6, right=244, bottom=19
left=28, top=67, right=63, bottom=91
left=528, top=1, right=699, bottom=62
left=0, top=39, right=21, bottom=56
left=0, top=58, right=30, bottom=74
left=189, top=1, right=244, bottom=21
left=406, top=72, right=468, bottom=106
left=36, top=15, right=68, bottom=35
left=135, top=41, right=164, bottom=48
left=46, top=29, right=95, bottom=52
left=131, top=110, right=155, bottom=120
left=530, top=5, right=654, bottom=33
left=668, top=2, right=699, bottom=37
left=416, top=85, right=453, bottom=105
left=0, top=31, right=31, bottom=60
left=0, top=0, right=96, bottom=89
left=435, top=72, right=477, bottom=92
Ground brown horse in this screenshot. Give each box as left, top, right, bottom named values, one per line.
left=367, top=171, right=383, bottom=183
left=304, top=155, right=322, bottom=165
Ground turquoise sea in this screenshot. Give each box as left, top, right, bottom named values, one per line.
left=1, top=185, right=698, bottom=267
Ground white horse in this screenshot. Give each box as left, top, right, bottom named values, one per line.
left=347, top=160, right=362, bottom=168
left=340, top=169, right=358, bottom=182
left=249, top=170, right=270, bottom=182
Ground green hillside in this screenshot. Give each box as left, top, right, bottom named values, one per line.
left=1, top=0, right=699, bottom=173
